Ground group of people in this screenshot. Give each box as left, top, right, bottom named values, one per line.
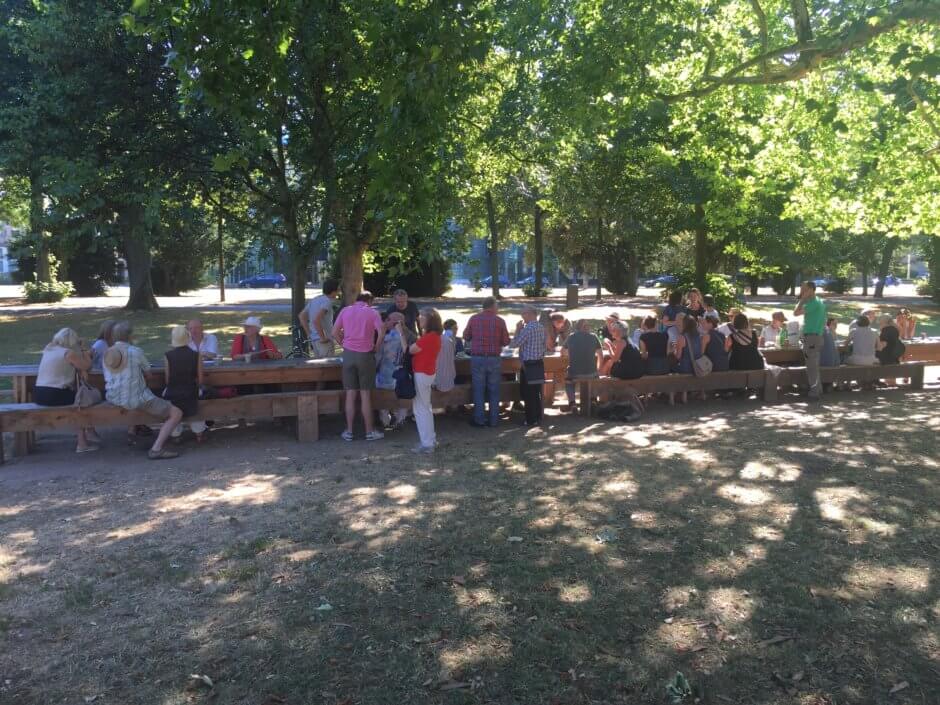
left=32, top=277, right=923, bottom=456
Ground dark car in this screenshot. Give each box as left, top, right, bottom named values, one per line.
left=238, top=273, right=288, bottom=289
left=518, top=275, right=552, bottom=287
left=643, top=274, right=678, bottom=288
left=480, top=274, right=512, bottom=288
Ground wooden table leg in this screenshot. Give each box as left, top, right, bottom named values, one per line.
left=13, top=375, right=31, bottom=457
left=296, top=395, right=319, bottom=442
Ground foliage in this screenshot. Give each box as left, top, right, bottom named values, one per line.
left=914, top=278, right=932, bottom=296
left=362, top=257, right=452, bottom=298
left=664, top=271, right=740, bottom=314
left=23, top=279, right=73, bottom=303
left=521, top=284, right=549, bottom=298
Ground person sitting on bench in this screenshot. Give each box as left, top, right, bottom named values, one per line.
left=35, top=327, right=101, bottom=453
left=846, top=316, right=878, bottom=366
left=725, top=314, right=765, bottom=370
left=104, top=321, right=183, bottom=460
left=563, top=319, right=603, bottom=410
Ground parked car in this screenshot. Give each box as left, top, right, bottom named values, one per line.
left=872, top=274, right=900, bottom=287
left=480, top=274, right=512, bottom=288
left=811, top=277, right=834, bottom=288
left=238, top=273, right=288, bottom=289
left=643, top=274, right=678, bottom=288
left=518, top=275, right=553, bottom=287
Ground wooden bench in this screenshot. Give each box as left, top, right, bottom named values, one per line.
left=0, top=383, right=521, bottom=462
left=774, top=361, right=925, bottom=392
left=574, top=369, right=777, bottom=416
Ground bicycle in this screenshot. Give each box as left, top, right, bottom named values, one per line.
left=285, top=324, right=311, bottom=359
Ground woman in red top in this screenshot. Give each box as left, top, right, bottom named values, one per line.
left=406, top=307, right=442, bottom=454
left=230, top=317, right=283, bottom=361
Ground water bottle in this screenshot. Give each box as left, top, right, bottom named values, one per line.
left=778, top=326, right=787, bottom=348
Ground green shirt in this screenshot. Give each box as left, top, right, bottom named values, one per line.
left=802, top=296, right=826, bottom=335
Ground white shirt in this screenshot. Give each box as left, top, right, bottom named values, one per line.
left=37, top=346, right=75, bottom=389
left=718, top=322, right=734, bottom=337
left=188, top=333, right=219, bottom=358
left=847, top=327, right=878, bottom=364
left=759, top=323, right=783, bottom=346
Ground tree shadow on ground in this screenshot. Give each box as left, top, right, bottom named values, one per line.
left=0, top=391, right=938, bottom=704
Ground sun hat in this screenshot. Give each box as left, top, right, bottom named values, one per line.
left=171, top=325, right=191, bottom=348
left=771, top=311, right=787, bottom=322
left=605, top=312, right=621, bottom=321
left=241, top=316, right=263, bottom=330
left=103, top=344, right=127, bottom=373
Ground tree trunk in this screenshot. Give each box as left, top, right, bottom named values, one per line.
left=29, top=168, right=50, bottom=283
left=120, top=204, right=158, bottom=311
left=625, top=248, right=639, bottom=296
left=861, top=262, right=869, bottom=296
left=217, top=204, right=225, bottom=303
left=339, top=240, right=366, bottom=306
left=749, top=276, right=759, bottom=296
left=533, top=202, right=544, bottom=292
left=485, top=190, right=500, bottom=298
left=694, top=203, right=707, bottom=290
left=873, top=237, right=897, bottom=299
left=928, top=236, right=940, bottom=302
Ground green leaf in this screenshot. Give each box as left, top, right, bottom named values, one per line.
left=130, top=0, right=149, bottom=14
left=242, top=48, right=254, bottom=61
left=277, top=34, right=291, bottom=56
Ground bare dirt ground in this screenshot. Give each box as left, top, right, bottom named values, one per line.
left=1, top=391, right=939, bottom=705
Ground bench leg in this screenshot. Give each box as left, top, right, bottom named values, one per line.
left=296, top=395, right=319, bottom=442
left=14, top=432, right=30, bottom=458
left=910, top=365, right=924, bottom=390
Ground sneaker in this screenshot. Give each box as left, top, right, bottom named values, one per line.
left=365, top=430, right=384, bottom=441
left=412, top=444, right=435, bottom=454
left=341, top=430, right=354, bottom=441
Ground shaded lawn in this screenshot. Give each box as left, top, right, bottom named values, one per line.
left=1, top=392, right=938, bottom=704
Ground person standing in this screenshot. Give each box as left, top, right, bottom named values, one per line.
left=386, top=288, right=421, bottom=337
left=186, top=319, right=219, bottom=360
left=509, top=305, right=547, bottom=426
left=375, top=312, right=412, bottom=429
left=794, top=280, right=826, bottom=400
left=408, top=308, right=443, bottom=452
left=299, top=278, right=340, bottom=358
left=334, top=291, right=385, bottom=441
left=462, top=297, right=510, bottom=427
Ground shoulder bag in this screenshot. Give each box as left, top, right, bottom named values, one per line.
left=74, top=371, right=102, bottom=408
left=685, top=335, right=713, bottom=377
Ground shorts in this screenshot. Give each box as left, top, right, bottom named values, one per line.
left=137, top=396, right=176, bottom=420
left=342, top=349, right=377, bottom=390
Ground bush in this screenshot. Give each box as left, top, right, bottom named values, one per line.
left=522, top=284, right=550, bottom=297
left=915, top=278, right=931, bottom=296
left=663, top=271, right=740, bottom=314
left=822, top=277, right=851, bottom=294
left=363, top=257, right=452, bottom=297
left=23, top=277, right=74, bottom=303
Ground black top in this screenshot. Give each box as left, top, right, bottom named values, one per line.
left=640, top=331, right=668, bottom=358
left=728, top=330, right=765, bottom=370
left=164, top=346, right=199, bottom=416
left=386, top=301, right=420, bottom=335
left=611, top=342, right=645, bottom=380
left=705, top=329, right=730, bottom=371
left=877, top=326, right=905, bottom=364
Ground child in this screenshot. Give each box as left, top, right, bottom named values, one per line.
left=443, top=319, right=464, bottom=354
left=703, top=295, right=720, bottom=321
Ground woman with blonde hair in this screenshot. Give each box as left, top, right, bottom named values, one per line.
left=35, top=328, right=100, bottom=452
left=163, top=325, right=207, bottom=443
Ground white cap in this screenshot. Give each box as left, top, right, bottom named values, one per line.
left=241, top=316, right=263, bottom=329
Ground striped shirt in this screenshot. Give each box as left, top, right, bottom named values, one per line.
left=511, top=320, right=547, bottom=361
left=463, top=310, right=510, bottom=356
left=104, top=343, right=157, bottom=409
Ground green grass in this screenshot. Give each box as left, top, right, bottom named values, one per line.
left=0, top=308, right=294, bottom=366
left=745, top=298, right=940, bottom=337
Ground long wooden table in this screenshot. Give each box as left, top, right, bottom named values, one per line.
left=761, top=338, right=940, bottom=366
left=0, top=354, right=568, bottom=455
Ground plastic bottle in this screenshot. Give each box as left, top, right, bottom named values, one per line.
left=778, top=326, right=787, bottom=348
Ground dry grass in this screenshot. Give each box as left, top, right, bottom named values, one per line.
left=1, top=391, right=938, bottom=704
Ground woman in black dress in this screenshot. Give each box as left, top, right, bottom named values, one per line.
left=164, top=326, right=206, bottom=442
left=639, top=316, right=670, bottom=375
left=724, top=313, right=765, bottom=370
left=604, top=322, right=645, bottom=379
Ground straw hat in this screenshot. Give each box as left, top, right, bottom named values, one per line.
left=103, top=344, right=127, bottom=373
left=605, top=312, right=621, bottom=322
left=171, top=325, right=191, bottom=348
left=241, top=316, right=263, bottom=330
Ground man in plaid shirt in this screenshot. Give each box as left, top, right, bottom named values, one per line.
left=463, top=297, right=510, bottom=427
left=510, top=305, right=547, bottom=426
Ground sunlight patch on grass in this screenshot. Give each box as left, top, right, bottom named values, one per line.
left=751, top=524, right=785, bottom=541
left=383, top=483, right=418, bottom=505
left=557, top=581, right=593, bottom=603
left=600, top=478, right=638, bottom=497
left=700, top=543, right=768, bottom=579
left=717, top=483, right=774, bottom=506
left=739, top=460, right=802, bottom=483
left=704, top=587, right=756, bottom=625
left=843, top=562, right=930, bottom=598
left=153, top=475, right=284, bottom=514
left=815, top=486, right=871, bottom=523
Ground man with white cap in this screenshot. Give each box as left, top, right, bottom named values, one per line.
left=104, top=321, right=183, bottom=460
left=230, top=316, right=283, bottom=361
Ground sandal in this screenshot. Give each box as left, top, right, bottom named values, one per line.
left=148, top=448, right=179, bottom=460
left=75, top=445, right=100, bottom=454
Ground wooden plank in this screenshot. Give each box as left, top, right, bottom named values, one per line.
left=296, top=395, right=319, bottom=442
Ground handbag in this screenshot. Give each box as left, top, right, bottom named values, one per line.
left=74, top=372, right=102, bottom=408
left=393, top=352, right=416, bottom=399
left=685, top=335, right=713, bottom=377
left=522, top=359, right=545, bottom=384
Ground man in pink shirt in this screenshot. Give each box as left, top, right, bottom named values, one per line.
left=334, top=291, right=385, bottom=441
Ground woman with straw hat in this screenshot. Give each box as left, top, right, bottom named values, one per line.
left=163, top=325, right=207, bottom=443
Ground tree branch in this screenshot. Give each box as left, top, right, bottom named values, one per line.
left=748, top=0, right=769, bottom=76
left=657, top=0, right=940, bottom=104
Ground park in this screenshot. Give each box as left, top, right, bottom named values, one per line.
left=1, top=1, right=939, bottom=704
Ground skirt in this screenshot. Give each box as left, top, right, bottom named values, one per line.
left=34, top=385, right=76, bottom=406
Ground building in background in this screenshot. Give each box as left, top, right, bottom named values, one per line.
left=0, top=223, right=21, bottom=284
left=450, top=237, right=565, bottom=286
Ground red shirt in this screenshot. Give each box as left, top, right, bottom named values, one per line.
left=231, top=334, right=280, bottom=359
left=462, top=310, right=510, bottom=356
left=412, top=332, right=441, bottom=375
